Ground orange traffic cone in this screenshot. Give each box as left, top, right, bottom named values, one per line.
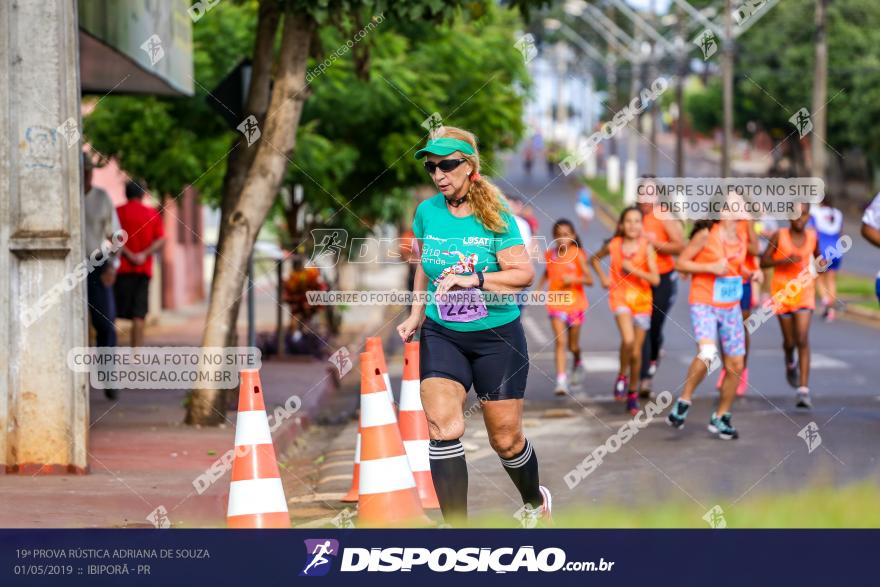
left=340, top=429, right=360, bottom=503
left=357, top=351, right=428, bottom=527
left=226, top=369, right=290, bottom=528
left=398, top=342, right=440, bottom=509
left=365, top=337, right=396, bottom=413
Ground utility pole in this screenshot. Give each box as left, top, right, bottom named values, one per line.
left=675, top=6, right=686, bottom=177
left=624, top=27, right=643, bottom=205
left=810, top=0, right=829, bottom=184
left=721, top=0, right=734, bottom=177
left=648, top=0, right=659, bottom=176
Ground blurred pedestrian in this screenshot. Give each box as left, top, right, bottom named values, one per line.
left=114, top=181, right=165, bottom=349
left=83, top=154, right=121, bottom=400
left=861, top=191, right=880, bottom=304
left=574, top=185, right=595, bottom=232
left=809, top=195, right=843, bottom=321
left=636, top=176, right=685, bottom=398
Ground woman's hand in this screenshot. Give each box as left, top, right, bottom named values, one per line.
left=751, top=268, right=764, bottom=285
left=707, top=259, right=728, bottom=276
left=600, top=277, right=610, bottom=289
left=397, top=313, right=422, bottom=343
left=621, top=259, right=634, bottom=275
left=434, top=273, right=478, bottom=297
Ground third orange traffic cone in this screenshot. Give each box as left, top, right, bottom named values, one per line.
left=357, top=351, right=428, bottom=527
left=341, top=429, right=360, bottom=502
left=226, top=369, right=290, bottom=528
left=398, top=342, right=440, bottom=509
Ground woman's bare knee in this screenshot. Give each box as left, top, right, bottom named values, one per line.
left=489, top=430, right=525, bottom=459
left=420, top=377, right=466, bottom=440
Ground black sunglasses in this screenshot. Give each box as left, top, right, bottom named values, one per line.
left=424, top=158, right=467, bottom=175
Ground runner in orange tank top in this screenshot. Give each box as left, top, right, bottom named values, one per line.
left=537, top=219, right=593, bottom=396
left=760, top=203, right=819, bottom=408
left=637, top=176, right=685, bottom=398
left=590, top=207, right=659, bottom=415
left=715, top=220, right=760, bottom=396
left=667, top=190, right=763, bottom=440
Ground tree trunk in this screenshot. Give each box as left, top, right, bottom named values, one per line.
left=810, top=0, right=829, bottom=183
left=186, top=9, right=315, bottom=426
left=210, top=1, right=280, bottom=352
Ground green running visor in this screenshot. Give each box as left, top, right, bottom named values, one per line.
left=414, top=137, right=475, bottom=159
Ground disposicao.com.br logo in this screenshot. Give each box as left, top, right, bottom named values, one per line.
left=300, top=541, right=614, bottom=574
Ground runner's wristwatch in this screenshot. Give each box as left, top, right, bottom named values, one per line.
left=476, top=271, right=484, bottom=289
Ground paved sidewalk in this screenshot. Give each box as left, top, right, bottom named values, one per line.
left=0, top=266, right=407, bottom=528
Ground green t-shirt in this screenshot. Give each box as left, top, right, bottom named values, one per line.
left=412, top=193, right=524, bottom=332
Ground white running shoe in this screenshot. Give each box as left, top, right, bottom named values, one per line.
left=554, top=379, right=569, bottom=396
left=569, top=362, right=588, bottom=387
left=796, top=387, right=812, bottom=409
left=518, top=485, right=553, bottom=528
left=539, top=485, right=553, bottom=525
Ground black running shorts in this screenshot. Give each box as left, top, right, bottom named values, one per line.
left=419, top=316, right=529, bottom=400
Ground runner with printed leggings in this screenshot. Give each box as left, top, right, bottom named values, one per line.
left=637, top=176, right=685, bottom=398
left=397, top=126, right=550, bottom=526
left=667, top=193, right=761, bottom=439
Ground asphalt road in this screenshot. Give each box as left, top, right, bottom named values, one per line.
left=290, top=144, right=880, bottom=527
left=458, top=147, right=880, bottom=522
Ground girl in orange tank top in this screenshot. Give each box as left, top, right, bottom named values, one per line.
left=714, top=220, right=761, bottom=396
left=667, top=193, right=763, bottom=440
left=590, top=207, right=659, bottom=415
left=760, top=203, right=819, bottom=408
left=537, top=219, right=593, bottom=395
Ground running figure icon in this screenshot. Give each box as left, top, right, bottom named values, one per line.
left=302, top=540, right=336, bottom=575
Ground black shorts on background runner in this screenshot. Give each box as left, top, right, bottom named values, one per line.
left=419, top=316, right=529, bottom=400
left=114, top=273, right=151, bottom=319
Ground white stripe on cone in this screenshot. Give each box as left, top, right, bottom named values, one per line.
left=233, top=411, right=272, bottom=446
left=398, top=380, right=422, bottom=411
left=360, top=392, right=396, bottom=427
left=359, top=455, right=417, bottom=495
left=227, top=478, right=289, bottom=517
left=382, top=373, right=394, bottom=406
left=402, top=439, right=430, bottom=472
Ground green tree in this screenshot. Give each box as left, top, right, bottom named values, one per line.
left=85, top=0, right=546, bottom=425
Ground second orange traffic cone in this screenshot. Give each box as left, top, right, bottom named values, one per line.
left=398, top=342, right=440, bottom=509
left=365, top=337, right=396, bottom=414
left=226, top=369, right=290, bottom=528
left=357, top=351, right=428, bottom=527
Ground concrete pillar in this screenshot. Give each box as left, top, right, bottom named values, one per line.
left=624, top=160, right=638, bottom=206
left=0, top=0, right=88, bottom=473
left=584, top=149, right=597, bottom=179
left=607, top=155, right=621, bottom=193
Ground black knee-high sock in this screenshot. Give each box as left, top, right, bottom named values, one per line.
left=500, top=438, right=542, bottom=507
left=429, top=439, right=468, bottom=521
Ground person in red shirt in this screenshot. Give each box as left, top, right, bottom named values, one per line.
left=114, top=181, right=165, bottom=348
